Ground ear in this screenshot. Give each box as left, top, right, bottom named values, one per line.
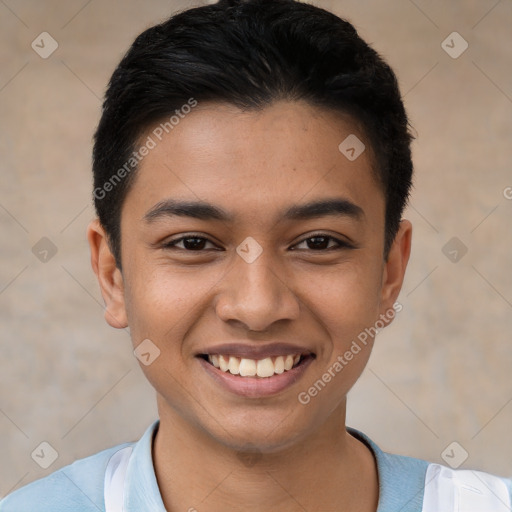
left=86, top=219, right=128, bottom=329
left=378, top=219, right=412, bottom=325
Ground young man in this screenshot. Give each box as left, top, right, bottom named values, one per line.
left=1, top=0, right=511, bottom=510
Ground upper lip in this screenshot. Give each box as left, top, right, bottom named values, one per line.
left=196, top=343, right=314, bottom=360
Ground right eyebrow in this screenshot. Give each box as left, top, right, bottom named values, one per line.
left=143, top=199, right=234, bottom=223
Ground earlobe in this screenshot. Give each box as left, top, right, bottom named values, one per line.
left=86, top=219, right=128, bottom=329
left=379, top=220, right=412, bottom=324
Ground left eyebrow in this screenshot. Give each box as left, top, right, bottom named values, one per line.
left=143, top=198, right=365, bottom=224
left=281, top=198, right=364, bottom=222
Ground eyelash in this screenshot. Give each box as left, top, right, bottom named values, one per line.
left=162, top=233, right=353, bottom=252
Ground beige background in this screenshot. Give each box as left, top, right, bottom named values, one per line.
left=1, top=0, right=511, bottom=498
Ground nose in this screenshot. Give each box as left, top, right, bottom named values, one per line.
left=214, top=250, right=301, bottom=332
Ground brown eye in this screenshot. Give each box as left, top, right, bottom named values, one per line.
left=181, top=237, right=208, bottom=250
left=306, top=236, right=331, bottom=250
left=163, top=236, right=218, bottom=251
left=292, top=234, right=351, bottom=251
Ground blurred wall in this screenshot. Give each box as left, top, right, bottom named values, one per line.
left=1, top=0, right=511, bottom=496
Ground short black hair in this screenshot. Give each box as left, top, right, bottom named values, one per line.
left=92, top=0, right=414, bottom=268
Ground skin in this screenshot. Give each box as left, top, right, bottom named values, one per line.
left=88, top=100, right=412, bottom=512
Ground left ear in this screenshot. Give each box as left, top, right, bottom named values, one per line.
left=378, top=219, right=412, bottom=323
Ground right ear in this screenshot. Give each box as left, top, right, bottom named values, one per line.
left=86, top=219, right=128, bottom=329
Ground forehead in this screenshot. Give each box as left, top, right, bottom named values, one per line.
left=122, top=100, right=384, bottom=227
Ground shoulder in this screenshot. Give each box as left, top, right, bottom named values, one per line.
left=0, top=442, right=133, bottom=512
left=421, top=463, right=512, bottom=512
left=348, top=427, right=512, bottom=512
left=378, top=449, right=512, bottom=511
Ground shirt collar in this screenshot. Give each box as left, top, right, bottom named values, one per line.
left=124, top=419, right=166, bottom=512
left=124, top=420, right=428, bottom=512
left=347, top=427, right=428, bottom=511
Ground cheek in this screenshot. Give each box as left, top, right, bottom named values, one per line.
left=122, top=266, right=216, bottom=408
left=123, top=262, right=219, bottom=347
left=294, top=266, right=382, bottom=409
left=301, top=262, right=383, bottom=339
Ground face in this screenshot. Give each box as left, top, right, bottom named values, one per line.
left=88, top=100, right=411, bottom=452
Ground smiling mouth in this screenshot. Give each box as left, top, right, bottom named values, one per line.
left=199, top=353, right=315, bottom=378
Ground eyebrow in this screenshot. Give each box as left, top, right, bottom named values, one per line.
left=143, top=198, right=364, bottom=224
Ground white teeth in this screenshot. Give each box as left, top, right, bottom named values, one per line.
left=219, top=355, right=229, bottom=372
left=274, top=356, right=285, bottom=374
left=239, top=358, right=257, bottom=377
left=228, top=356, right=240, bottom=375
left=207, top=353, right=304, bottom=378
left=257, top=358, right=275, bottom=378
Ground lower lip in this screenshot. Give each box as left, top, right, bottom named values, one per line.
left=198, top=355, right=315, bottom=398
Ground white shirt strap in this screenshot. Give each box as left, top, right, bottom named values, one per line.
left=422, top=463, right=511, bottom=512
left=104, top=446, right=133, bottom=512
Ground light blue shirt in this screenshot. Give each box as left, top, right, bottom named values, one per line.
left=1, top=420, right=511, bottom=511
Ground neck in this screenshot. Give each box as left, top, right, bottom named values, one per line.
left=152, top=395, right=378, bottom=512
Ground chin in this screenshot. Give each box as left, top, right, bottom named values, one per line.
left=207, top=412, right=313, bottom=454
